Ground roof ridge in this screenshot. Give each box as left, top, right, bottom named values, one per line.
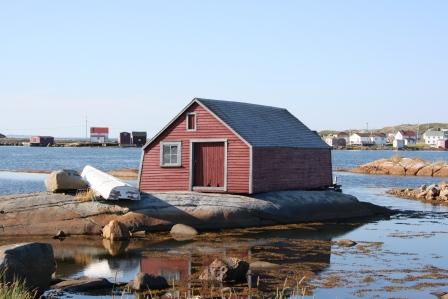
left=195, top=98, right=287, bottom=111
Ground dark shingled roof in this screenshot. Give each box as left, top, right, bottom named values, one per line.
left=196, top=98, right=329, bottom=148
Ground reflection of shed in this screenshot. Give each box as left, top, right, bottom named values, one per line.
left=132, top=131, right=147, bottom=147
left=119, top=132, right=131, bottom=145
left=139, top=247, right=250, bottom=283
left=140, top=255, right=190, bottom=282
left=30, top=136, right=54, bottom=146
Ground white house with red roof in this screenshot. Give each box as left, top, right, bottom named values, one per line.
left=394, top=130, right=417, bottom=146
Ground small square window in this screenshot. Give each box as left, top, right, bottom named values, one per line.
left=186, top=113, right=196, bottom=131
left=160, top=142, right=181, bottom=167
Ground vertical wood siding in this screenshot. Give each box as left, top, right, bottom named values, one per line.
left=252, top=148, right=332, bottom=193
left=140, top=103, right=250, bottom=193
left=193, top=142, right=225, bottom=188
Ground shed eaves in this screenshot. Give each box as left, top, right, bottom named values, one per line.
left=197, top=98, right=329, bottom=148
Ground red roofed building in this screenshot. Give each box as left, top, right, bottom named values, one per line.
left=395, top=130, right=417, bottom=146
left=90, top=127, right=109, bottom=144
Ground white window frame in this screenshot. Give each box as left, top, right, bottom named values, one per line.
left=186, top=112, right=197, bottom=131
left=160, top=141, right=182, bottom=167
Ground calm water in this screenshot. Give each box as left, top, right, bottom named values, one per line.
left=0, top=147, right=448, bottom=298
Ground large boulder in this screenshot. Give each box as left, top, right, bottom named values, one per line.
left=45, top=169, right=88, bottom=193
left=0, top=243, right=56, bottom=293
left=102, top=220, right=130, bottom=241
left=131, top=272, right=169, bottom=291
left=199, top=257, right=249, bottom=282
left=170, top=224, right=198, bottom=238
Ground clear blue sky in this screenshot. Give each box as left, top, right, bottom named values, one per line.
left=1, top=1, right=446, bottom=138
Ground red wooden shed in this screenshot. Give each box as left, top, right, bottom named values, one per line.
left=138, top=98, right=332, bottom=194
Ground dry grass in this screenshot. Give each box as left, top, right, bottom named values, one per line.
left=75, top=188, right=96, bottom=202
left=0, top=270, right=36, bottom=299
left=389, top=155, right=403, bottom=163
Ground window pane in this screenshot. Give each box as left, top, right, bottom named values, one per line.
left=163, top=152, right=171, bottom=164
left=162, top=145, right=171, bottom=164
left=171, top=153, right=178, bottom=164
left=187, top=114, right=196, bottom=130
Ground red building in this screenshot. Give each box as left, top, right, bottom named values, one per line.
left=90, top=127, right=109, bottom=143
left=139, top=98, right=332, bottom=194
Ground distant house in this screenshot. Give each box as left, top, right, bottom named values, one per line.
left=139, top=98, right=332, bottom=194
left=370, top=133, right=387, bottom=145
left=423, top=129, right=448, bottom=146
left=132, top=131, right=147, bottom=147
left=336, top=132, right=350, bottom=143
left=395, top=130, right=417, bottom=146
left=349, top=133, right=373, bottom=145
left=30, top=136, right=54, bottom=147
left=90, top=127, right=109, bottom=143
left=324, top=135, right=346, bottom=148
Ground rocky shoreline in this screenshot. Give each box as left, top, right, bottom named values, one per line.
left=351, top=156, right=448, bottom=177
left=387, top=182, right=448, bottom=205
left=0, top=191, right=392, bottom=236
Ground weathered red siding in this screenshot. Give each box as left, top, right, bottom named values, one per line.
left=139, top=103, right=250, bottom=193
left=252, top=148, right=332, bottom=193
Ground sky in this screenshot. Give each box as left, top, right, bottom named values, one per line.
left=0, top=1, right=447, bottom=138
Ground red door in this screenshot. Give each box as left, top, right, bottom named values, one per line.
left=193, top=142, right=225, bottom=188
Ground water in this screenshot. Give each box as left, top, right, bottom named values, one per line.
left=1, top=146, right=448, bottom=298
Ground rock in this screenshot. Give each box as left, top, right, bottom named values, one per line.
left=352, top=157, right=448, bottom=177
left=435, top=166, right=448, bottom=177
left=51, top=277, right=113, bottom=292
left=131, top=230, right=147, bottom=237
left=0, top=243, right=56, bottom=293
left=439, top=189, right=448, bottom=201
left=336, top=239, right=357, bottom=247
left=250, top=261, right=280, bottom=269
left=388, top=164, right=406, bottom=176
left=102, top=220, right=130, bottom=241
left=170, top=224, right=198, bottom=238
left=199, top=257, right=249, bottom=282
left=419, top=184, right=427, bottom=192
left=416, top=165, right=434, bottom=176
left=53, top=230, right=66, bottom=239
left=405, top=161, right=427, bottom=176
left=45, top=169, right=88, bottom=193
left=131, top=272, right=169, bottom=291
left=417, top=191, right=427, bottom=199
left=426, top=187, right=440, bottom=199
left=0, top=190, right=392, bottom=236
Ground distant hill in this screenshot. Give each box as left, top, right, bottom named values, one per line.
left=319, top=123, right=448, bottom=136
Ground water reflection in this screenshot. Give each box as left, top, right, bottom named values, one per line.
left=0, top=222, right=362, bottom=297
